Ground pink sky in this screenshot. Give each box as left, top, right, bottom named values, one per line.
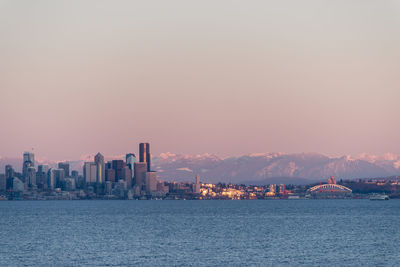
left=1, top=0, right=400, bottom=159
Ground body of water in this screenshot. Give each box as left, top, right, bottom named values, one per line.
left=0, top=200, right=399, bottom=266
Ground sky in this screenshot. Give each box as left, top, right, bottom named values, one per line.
left=1, top=0, right=400, bottom=160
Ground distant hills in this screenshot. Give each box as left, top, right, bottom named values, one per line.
left=1, top=152, right=400, bottom=185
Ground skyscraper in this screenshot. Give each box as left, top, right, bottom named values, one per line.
left=54, top=169, right=65, bottom=189
left=126, top=153, right=137, bottom=179
left=37, top=165, right=49, bottom=189
left=112, top=160, right=125, bottom=182
left=58, top=162, right=70, bottom=178
left=121, top=166, right=132, bottom=188
left=139, top=143, right=151, bottom=172
left=5, top=165, right=14, bottom=180
left=22, top=152, right=35, bottom=178
left=195, top=174, right=201, bottom=194
left=0, top=174, right=5, bottom=191
left=83, top=162, right=97, bottom=183
left=47, top=168, right=56, bottom=190
left=5, top=165, right=14, bottom=190
left=134, top=162, right=147, bottom=189
left=112, top=160, right=124, bottom=170
left=38, top=165, right=49, bottom=174
left=26, top=167, right=36, bottom=188
left=145, top=172, right=158, bottom=194
left=71, top=170, right=79, bottom=180
left=94, top=153, right=105, bottom=184
left=105, top=168, right=116, bottom=183
left=6, top=176, right=13, bottom=191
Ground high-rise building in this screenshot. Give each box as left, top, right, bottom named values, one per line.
left=5, top=165, right=14, bottom=180
left=0, top=174, right=5, bottom=191
left=54, top=169, right=66, bottom=188
left=72, top=170, right=82, bottom=189
left=47, top=168, right=56, bottom=190
left=71, top=170, right=79, bottom=181
left=139, top=143, right=151, bottom=172
left=22, top=152, right=35, bottom=178
left=112, top=160, right=124, bottom=171
left=121, top=166, right=132, bottom=188
left=112, top=160, right=126, bottom=182
left=94, top=153, right=105, bottom=184
left=38, top=165, right=49, bottom=174
left=145, top=171, right=158, bottom=194
left=58, top=162, right=70, bottom=178
left=134, top=162, right=147, bottom=189
left=6, top=177, right=14, bottom=190
left=5, top=165, right=14, bottom=190
left=126, top=153, right=137, bottom=179
left=105, top=162, right=114, bottom=182
left=83, top=162, right=97, bottom=183
left=26, top=167, right=36, bottom=188
left=36, top=165, right=49, bottom=189
left=195, top=174, right=201, bottom=194
left=105, top=168, right=116, bottom=183
left=106, top=161, right=112, bottom=169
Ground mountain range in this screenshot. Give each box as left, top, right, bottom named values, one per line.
left=153, top=152, right=400, bottom=184
left=1, top=152, right=400, bottom=184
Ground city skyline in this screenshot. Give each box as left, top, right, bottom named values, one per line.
left=1, top=146, right=399, bottom=201
left=1, top=0, right=400, bottom=159
left=0, top=142, right=173, bottom=199
left=2, top=149, right=400, bottom=184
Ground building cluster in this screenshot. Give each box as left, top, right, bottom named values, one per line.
left=341, top=177, right=400, bottom=198
left=197, top=177, right=400, bottom=200
left=198, top=183, right=303, bottom=200
left=79, top=143, right=169, bottom=199
left=0, top=143, right=200, bottom=200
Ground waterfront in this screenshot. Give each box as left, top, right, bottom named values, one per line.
left=0, top=200, right=399, bottom=266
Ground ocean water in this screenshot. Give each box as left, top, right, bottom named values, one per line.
left=0, top=200, right=399, bottom=266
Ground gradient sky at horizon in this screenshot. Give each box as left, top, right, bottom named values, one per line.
left=1, top=0, right=400, bottom=159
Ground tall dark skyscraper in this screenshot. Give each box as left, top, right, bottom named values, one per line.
left=38, top=165, right=49, bottom=174
left=22, top=152, right=35, bottom=178
left=112, top=160, right=125, bottom=181
left=37, top=165, right=49, bottom=189
left=0, top=174, right=5, bottom=191
left=58, top=162, right=70, bottom=178
left=112, top=160, right=124, bottom=171
left=5, top=165, right=14, bottom=180
left=5, top=165, right=14, bottom=190
left=139, top=143, right=151, bottom=172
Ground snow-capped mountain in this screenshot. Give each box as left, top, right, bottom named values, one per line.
left=153, top=152, right=400, bottom=184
